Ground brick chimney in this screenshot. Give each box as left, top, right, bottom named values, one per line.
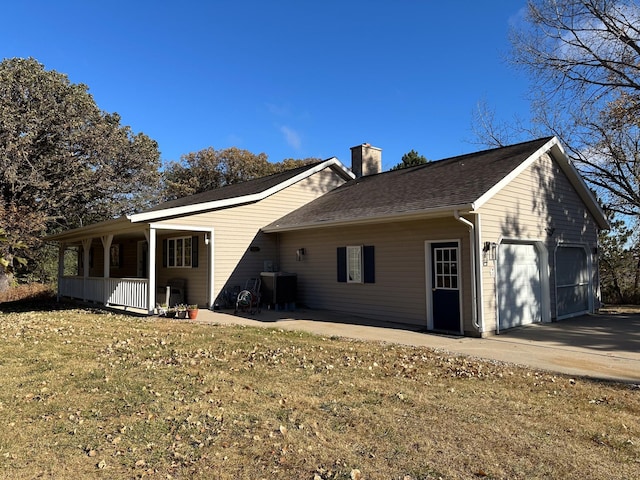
left=350, top=143, right=382, bottom=178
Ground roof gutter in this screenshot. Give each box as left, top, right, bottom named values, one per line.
left=454, top=210, right=481, bottom=332
left=44, top=217, right=136, bottom=242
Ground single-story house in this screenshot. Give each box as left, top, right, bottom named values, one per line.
left=47, top=136, right=609, bottom=336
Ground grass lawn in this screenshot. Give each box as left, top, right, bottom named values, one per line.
left=0, top=296, right=639, bottom=479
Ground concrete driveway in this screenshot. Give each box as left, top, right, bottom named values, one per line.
left=195, top=308, right=640, bottom=384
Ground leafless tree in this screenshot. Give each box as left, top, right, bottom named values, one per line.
left=475, top=0, right=640, bottom=216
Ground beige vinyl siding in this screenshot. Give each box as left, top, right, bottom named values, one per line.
left=478, top=152, right=599, bottom=331
left=277, top=218, right=473, bottom=330
left=154, top=169, right=346, bottom=306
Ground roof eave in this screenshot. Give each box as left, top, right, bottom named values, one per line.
left=548, top=141, right=610, bottom=230
left=262, top=204, right=475, bottom=233
left=473, top=136, right=609, bottom=230
left=45, top=217, right=135, bottom=243
left=127, top=158, right=353, bottom=223
left=473, top=137, right=559, bottom=211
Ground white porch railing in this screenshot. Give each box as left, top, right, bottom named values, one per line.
left=59, top=276, right=149, bottom=312
left=59, top=276, right=84, bottom=300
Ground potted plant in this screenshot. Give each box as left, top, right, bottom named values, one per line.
left=156, top=303, right=168, bottom=316
left=175, top=304, right=187, bottom=319
left=165, top=307, right=176, bottom=318
left=187, top=304, right=199, bottom=319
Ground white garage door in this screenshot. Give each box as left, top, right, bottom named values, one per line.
left=556, top=246, right=589, bottom=318
left=497, top=243, right=542, bottom=330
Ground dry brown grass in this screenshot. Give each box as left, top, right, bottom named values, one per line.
left=0, top=283, right=54, bottom=303
left=599, top=305, right=640, bottom=314
left=0, top=300, right=638, bottom=479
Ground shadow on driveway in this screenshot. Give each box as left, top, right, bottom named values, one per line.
left=496, top=312, right=640, bottom=355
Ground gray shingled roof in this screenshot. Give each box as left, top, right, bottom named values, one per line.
left=264, top=137, right=554, bottom=231
left=143, top=161, right=324, bottom=213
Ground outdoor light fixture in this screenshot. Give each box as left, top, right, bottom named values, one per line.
left=296, top=248, right=306, bottom=261
left=482, top=242, right=497, bottom=265
left=204, top=233, right=210, bottom=245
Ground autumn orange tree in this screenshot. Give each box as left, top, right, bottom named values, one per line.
left=161, top=147, right=319, bottom=201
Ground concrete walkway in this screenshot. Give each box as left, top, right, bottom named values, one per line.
left=193, top=307, right=640, bottom=384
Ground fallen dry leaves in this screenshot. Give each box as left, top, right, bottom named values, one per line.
left=0, top=302, right=638, bottom=479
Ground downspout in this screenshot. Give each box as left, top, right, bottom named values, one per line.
left=454, top=210, right=480, bottom=332
left=208, top=229, right=215, bottom=309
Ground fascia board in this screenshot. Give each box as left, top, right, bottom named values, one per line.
left=262, top=204, right=474, bottom=233
left=128, top=158, right=353, bottom=223
left=45, top=217, right=134, bottom=242
left=148, top=223, right=214, bottom=232
left=473, top=137, right=559, bottom=210
left=326, top=157, right=356, bottom=180
left=473, top=137, right=608, bottom=230
left=548, top=142, right=610, bottom=229
left=127, top=193, right=264, bottom=223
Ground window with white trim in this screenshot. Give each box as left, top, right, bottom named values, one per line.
left=347, top=245, right=363, bottom=283
left=167, top=236, right=192, bottom=268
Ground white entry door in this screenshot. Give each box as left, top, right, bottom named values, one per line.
left=497, top=242, right=542, bottom=330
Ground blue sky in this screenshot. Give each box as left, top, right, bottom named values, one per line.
left=1, top=1, right=531, bottom=171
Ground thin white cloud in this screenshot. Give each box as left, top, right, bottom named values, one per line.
left=280, top=125, right=302, bottom=150
left=266, top=103, right=291, bottom=117
left=508, top=5, right=528, bottom=29
left=226, top=133, right=243, bottom=147
left=558, top=2, right=640, bottom=62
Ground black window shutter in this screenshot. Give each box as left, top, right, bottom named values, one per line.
left=364, top=245, right=375, bottom=283
left=337, top=247, right=346, bottom=282
left=162, top=239, right=167, bottom=268
left=192, top=235, right=199, bottom=268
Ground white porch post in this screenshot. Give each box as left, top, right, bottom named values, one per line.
left=101, top=234, right=113, bottom=305
left=57, top=242, right=65, bottom=301
left=146, top=227, right=157, bottom=314
left=82, top=238, right=92, bottom=302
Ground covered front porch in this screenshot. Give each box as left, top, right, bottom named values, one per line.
left=48, top=218, right=215, bottom=314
